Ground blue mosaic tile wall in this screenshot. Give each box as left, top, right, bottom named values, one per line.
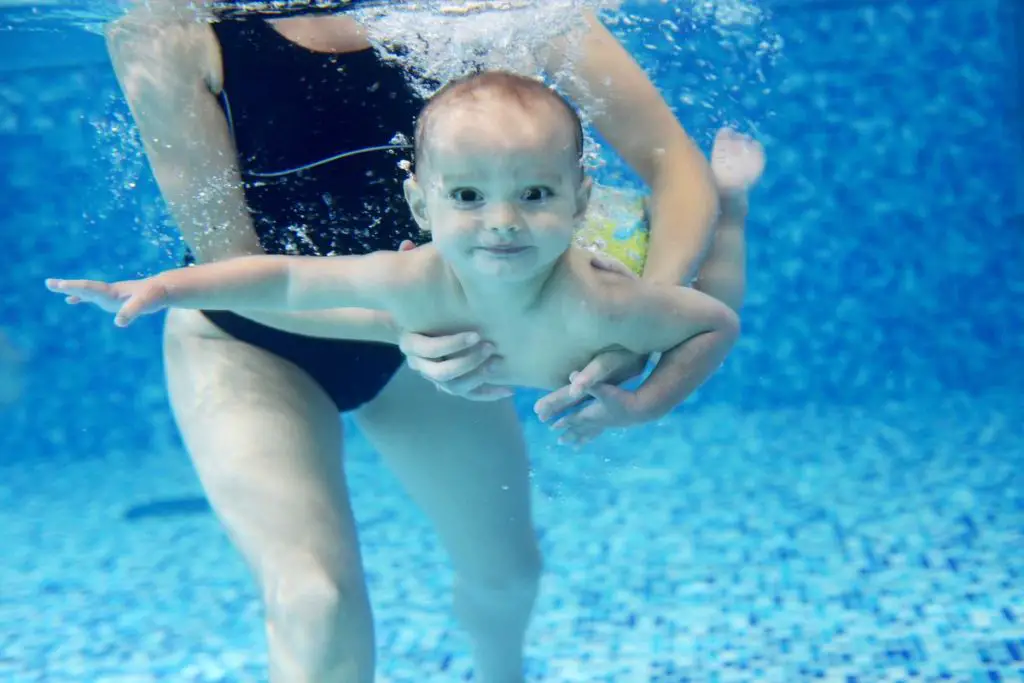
left=1, top=0, right=1021, bottom=463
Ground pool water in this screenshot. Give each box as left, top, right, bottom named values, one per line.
left=1, top=0, right=1022, bottom=681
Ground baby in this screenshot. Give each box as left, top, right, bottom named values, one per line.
left=47, top=71, right=763, bottom=429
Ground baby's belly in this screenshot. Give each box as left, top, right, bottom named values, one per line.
left=495, top=344, right=617, bottom=391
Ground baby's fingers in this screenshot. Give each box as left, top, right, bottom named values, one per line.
left=114, top=294, right=157, bottom=327
left=45, top=278, right=69, bottom=293
left=46, top=278, right=108, bottom=296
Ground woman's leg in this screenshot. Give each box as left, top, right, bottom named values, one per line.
left=355, top=365, right=541, bottom=683
left=163, top=309, right=374, bottom=683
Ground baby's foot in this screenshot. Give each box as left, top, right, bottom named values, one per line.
left=711, top=128, right=765, bottom=196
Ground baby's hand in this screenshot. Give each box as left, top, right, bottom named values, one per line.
left=45, top=277, right=170, bottom=327
left=546, top=383, right=654, bottom=446
left=534, top=347, right=647, bottom=425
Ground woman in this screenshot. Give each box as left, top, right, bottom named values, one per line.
left=105, top=2, right=720, bottom=681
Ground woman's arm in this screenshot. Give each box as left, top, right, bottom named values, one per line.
left=534, top=11, right=725, bottom=426
left=544, top=11, right=720, bottom=286
left=106, top=11, right=399, bottom=343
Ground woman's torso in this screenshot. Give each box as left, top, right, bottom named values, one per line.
left=210, top=14, right=427, bottom=257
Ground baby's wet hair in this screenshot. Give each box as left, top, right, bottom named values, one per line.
left=413, top=70, right=585, bottom=171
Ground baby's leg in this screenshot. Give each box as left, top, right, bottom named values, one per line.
left=692, top=129, right=765, bottom=312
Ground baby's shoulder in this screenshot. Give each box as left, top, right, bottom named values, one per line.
left=562, top=247, right=647, bottom=320
left=387, top=244, right=443, bottom=282
left=385, top=246, right=462, bottom=316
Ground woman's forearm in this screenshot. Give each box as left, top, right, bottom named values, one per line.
left=642, top=144, right=720, bottom=287
left=543, top=12, right=720, bottom=288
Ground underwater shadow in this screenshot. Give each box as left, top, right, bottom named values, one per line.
left=123, top=496, right=212, bottom=521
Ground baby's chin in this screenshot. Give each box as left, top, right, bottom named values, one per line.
left=468, top=249, right=547, bottom=279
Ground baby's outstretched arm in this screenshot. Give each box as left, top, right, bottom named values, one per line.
left=46, top=251, right=413, bottom=327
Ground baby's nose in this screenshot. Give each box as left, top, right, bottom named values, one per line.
left=487, top=202, right=521, bottom=232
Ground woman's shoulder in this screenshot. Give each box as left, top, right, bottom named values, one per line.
left=106, top=1, right=221, bottom=88
left=111, top=0, right=217, bottom=26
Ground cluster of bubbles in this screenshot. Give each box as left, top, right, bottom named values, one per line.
left=91, top=106, right=185, bottom=263
left=75, top=0, right=780, bottom=243
left=350, top=0, right=621, bottom=98
left=350, top=0, right=630, bottom=171
left=604, top=1, right=782, bottom=138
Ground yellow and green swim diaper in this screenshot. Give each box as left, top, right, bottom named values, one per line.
left=574, top=183, right=650, bottom=277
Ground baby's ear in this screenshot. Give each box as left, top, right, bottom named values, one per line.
left=403, top=177, right=431, bottom=232
left=574, top=176, right=593, bottom=220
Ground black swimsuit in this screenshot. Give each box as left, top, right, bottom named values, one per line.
left=201, top=15, right=426, bottom=411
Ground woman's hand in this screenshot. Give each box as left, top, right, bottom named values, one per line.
left=398, top=330, right=513, bottom=400
left=395, top=239, right=512, bottom=400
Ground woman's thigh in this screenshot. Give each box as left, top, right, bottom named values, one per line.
left=162, top=309, right=363, bottom=587
left=355, top=365, right=540, bottom=583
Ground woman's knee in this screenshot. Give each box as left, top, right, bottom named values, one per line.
left=262, top=557, right=372, bottom=640
left=457, top=544, right=543, bottom=607
left=260, top=557, right=375, bottom=681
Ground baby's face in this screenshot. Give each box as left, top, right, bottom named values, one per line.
left=412, top=100, right=587, bottom=283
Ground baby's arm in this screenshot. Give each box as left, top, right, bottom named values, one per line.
left=599, top=280, right=740, bottom=419
left=46, top=250, right=417, bottom=327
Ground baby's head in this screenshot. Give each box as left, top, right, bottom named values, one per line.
left=405, top=70, right=591, bottom=282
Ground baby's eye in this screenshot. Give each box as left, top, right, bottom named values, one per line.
left=449, top=188, right=483, bottom=204
left=521, top=186, right=554, bottom=202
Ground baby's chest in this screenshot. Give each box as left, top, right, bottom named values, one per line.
left=392, top=286, right=613, bottom=391
left=488, top=325, right=594, bottom=389
left=478, top=300, right=623, bottom=390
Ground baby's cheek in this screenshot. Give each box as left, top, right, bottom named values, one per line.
left=532, top=213, right=573, bottom=232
